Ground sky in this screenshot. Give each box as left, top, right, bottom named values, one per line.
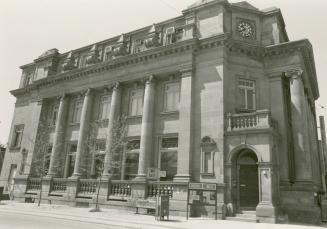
left=0, top=0, right=326, bottom=144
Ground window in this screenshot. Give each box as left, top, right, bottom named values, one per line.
left=129, top=89, right=143, bottom=116
left=165, top=27, right=176, bottom=45
left=200, top=136, right=215, bottom=174
left=49, top=104, right=59, bottom=126
left=72, top=100, right=83, bottom=123
left=165, top=27, right=183, bottom=45
left=19, top=149, right=28, bottom=175
left=104, top=46, right=113, bottom=61
left=237, top=79, right=256, bottom=111
left=44, top=145, right=52, bottom=175
left=11, top=125, right=24, bottom=149
left=64, top=143, right=77, bottom=178
left=98, top=95, right=111, bottom=120
left=124, top=139, right=140, bottom=180
left=7, top=164, right=17, bottom=193
left=23, top=72, right=33, bottom=87
left=159, top=137, right=178, bottom=181
left=79, top=54, right=91, bottom=68
left=91, top=139, right=106, bottom=178
left=202, top=152, right=214, bottom=174
left=164, top=82, right=180, bottom=112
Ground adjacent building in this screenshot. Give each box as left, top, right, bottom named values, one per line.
left=0, top=0, right=325, bottom=224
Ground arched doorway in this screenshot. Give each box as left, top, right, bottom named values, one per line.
left=237, top=150, right=259, bottom=210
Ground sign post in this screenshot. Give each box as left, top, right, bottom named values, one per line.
left=147, top=167, right=169, bottom=221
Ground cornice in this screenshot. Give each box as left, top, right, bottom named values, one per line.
left=12, top=36, right=319, bottom=101
left=265, top=39, right=319, bottom=99
left=11, top=38, right=199, bottom=97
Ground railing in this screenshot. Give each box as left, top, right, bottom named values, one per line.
left=50, top=178, right=67, bottom=194
left=77, top=179, right=97, bottom=198
left=147, top=182, right=174, bottom=198
left=109, top=180, right=131, bottom=197
left=26, top=178, right=41, bottom=193
left=227, top=109, right=277, bottom=131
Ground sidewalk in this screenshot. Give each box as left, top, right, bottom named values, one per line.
left=0, top=201, right=324, bottom=229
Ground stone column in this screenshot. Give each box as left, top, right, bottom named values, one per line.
left=72, top=89, right=93, bottom=178
left=285, top=69, right=312, bottom=181
left=256, top=163, right=276, bottom=223
left=135, top=76, right=156, bottom=180
left=102, top=83, right=121, bottom=179
left=47, top=94, right=69, bottom=177
left=174, top=68, right=193, bottom=182
left=320, top=116, right=327, bottom=174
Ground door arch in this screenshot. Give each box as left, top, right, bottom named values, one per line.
left=237, top=150, right=259, bottom=210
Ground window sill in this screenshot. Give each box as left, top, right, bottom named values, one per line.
left=126, top=115, right=142, bottom=120
left=48, top=124, right=56, bottom=129
left=235, top=108, right=256, bottom=114
left=9, top=146, right=21, bottom=151
left=69, top=122, right=80, bottom=127
left=95, top=119, right=109, bottom=125
left=160, top=110, right=179, bottom=116
left=200, top=172, right=214, bottom=176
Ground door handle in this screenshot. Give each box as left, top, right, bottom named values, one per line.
left=240, top=184, right=246, bottom=187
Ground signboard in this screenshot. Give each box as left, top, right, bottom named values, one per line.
left=147, top=168, right=167, bottom=179
left=147, top=168, right=158, bottom=179
left=156, top=195, right=169, bottom=221
left=186, top=182, right=218, bottom=220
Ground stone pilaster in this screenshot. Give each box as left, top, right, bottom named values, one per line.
left=135, top=76, right=156, bottom=181
left=174, top=68, right=193, bottom=182
left=285, top=69, right=312, bottom=181
left=72, top=89, right=93, bottom=178
left=47, top=94, right=69, bottom=177
left=102, top=83, right=121, bottom=179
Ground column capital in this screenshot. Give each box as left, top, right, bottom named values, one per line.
left=180, top=67, right=193, bottom=77
left=78, top=88, right=92, bottom=97
left=113, top=82, right=120, bottom=90
left=145, top=75, right=155, bottom=84
left=284, top=68, right=303, bottom=79
left=56, top=93, right=67, bottom=101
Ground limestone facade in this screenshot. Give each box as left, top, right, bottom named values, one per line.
left=0, top=0, right=324, bottom=224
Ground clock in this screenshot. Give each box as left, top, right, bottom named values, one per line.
left=237, top=21, right=255, bottom=38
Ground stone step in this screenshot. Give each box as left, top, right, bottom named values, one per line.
left=241, top=210, right=256, bottom=215
left=226, top=216, right=259, bottom=223
left=235, top=213, right=256, bottom=219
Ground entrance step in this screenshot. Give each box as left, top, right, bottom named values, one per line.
left=226, top=211, right=259, bottom=223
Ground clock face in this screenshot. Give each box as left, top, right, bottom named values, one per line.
left=237, top=22, right=254, bottom=38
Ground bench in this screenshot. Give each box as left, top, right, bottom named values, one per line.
left=135, top=199, right=156, bottom=215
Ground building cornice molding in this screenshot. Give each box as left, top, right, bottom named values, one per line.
left=12, top=37, right=202, bottom=97
left=12, top=36, right=319, bottom=101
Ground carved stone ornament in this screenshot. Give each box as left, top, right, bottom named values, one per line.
left=86, top=44, right=101, bottom=65
left=112, top=34, right=130, bottom=57
left=62, top=52, right=77, bottom=72
left=144, top=24, right=161, bottom=48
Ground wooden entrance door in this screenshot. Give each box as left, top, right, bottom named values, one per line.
left=237, top=151, right=259, bottom=210
left=239, top=164, right=259, bottom=209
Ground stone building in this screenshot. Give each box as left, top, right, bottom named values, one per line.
left=0, top=0, right=325, bottom=224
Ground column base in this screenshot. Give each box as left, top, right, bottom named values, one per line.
left=70, top=174, right=82, bottom=179
left=173, top=174, right=191, bottom=182
left=256, top=202, right=277, bottom=223
left=45, top=173, right=55, bottom=178
left=101, top=173, right=112, bottom=181
left=134, top=174, right=147, bottom=182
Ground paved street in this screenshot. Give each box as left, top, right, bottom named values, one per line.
left=0, top=211, right=128, bottom=229
left=0, top=201, right=325, bottom=229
